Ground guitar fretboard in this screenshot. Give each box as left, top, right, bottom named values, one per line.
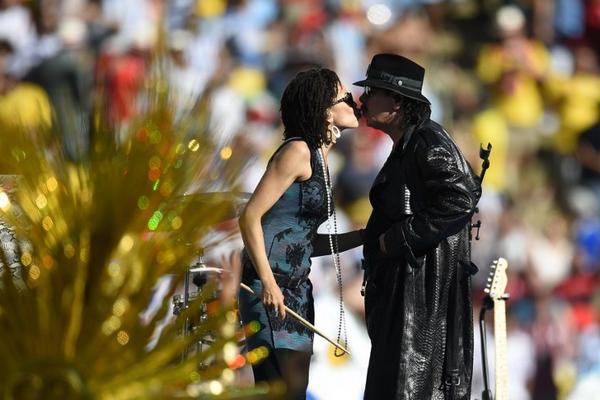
left=494, top=298, right=508, bottom=400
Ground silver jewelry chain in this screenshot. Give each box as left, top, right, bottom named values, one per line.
left=318, top=147, right=348, bottom=356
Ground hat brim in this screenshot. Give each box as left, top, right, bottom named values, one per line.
left=353, top=79, right=431, bottom=105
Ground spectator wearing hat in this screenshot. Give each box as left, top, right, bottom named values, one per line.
left=355, top=53, right=482, bottom=399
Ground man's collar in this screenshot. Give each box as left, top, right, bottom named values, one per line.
left=390, top=119, right=429, bottom=157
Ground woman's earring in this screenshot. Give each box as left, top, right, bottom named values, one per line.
left=331, top=125, right=341, bottom=139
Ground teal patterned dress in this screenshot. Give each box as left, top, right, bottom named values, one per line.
left=239, top=138, right=329, bottom=353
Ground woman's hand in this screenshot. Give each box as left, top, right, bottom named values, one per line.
left=261, top=281, right=286, bottom=319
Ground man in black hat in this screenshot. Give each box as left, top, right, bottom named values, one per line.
left=355, top=53, right=482, bottom=399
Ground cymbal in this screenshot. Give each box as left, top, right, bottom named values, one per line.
left=177, top=192, right=251, bottom=216
left=178, top=191, right=251, bottom=204
left=150, top=191, right=251, bottom=232
left=188, top=266, right=224, bottom=274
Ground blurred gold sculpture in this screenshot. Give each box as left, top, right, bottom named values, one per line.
left=0, top=61, right=266, bottom=399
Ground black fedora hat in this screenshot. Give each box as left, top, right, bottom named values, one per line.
left=353, top=53, right=430, bottom=104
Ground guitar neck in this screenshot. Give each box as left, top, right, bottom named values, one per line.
left=493, top=299, right=508, bottom=400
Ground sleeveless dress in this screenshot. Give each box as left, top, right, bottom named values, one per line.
left=238, top=138, right=329, bottom=353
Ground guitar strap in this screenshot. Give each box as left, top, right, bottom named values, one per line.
left=443, top=260, right=463, bottom=399
left=444, top=143, right=491, bottom=399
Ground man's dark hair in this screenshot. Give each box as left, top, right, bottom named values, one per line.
left=280, top=68, right=341, bottom=149
left=393, top=94, right=431, bottom=130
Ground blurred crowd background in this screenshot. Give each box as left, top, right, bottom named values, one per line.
left=1, top=0, right=600, bottom=399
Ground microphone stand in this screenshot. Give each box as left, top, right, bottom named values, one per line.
left=479, top=295, right=494, bottom=400
left=476, top=142, right=495, bottom=400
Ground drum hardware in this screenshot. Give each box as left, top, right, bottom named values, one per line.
left=168, top=190, right=249, bottom=317
left=175, top=252, right=230, bottom=363
left=168, top=192, right=249, bottom=363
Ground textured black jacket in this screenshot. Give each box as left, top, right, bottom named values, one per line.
left=363, top=119, right=481, bottom=400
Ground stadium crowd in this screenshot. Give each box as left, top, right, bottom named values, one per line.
left=1, top=0, right=599, bottom=398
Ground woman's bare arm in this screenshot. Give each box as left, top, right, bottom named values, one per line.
left=238, top=141, right=312, bottom=318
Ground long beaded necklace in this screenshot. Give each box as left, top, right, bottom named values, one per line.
left=318, top=147, right=348, bottom=356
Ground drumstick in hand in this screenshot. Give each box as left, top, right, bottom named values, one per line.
left=239, top=282, right=351, bottom=356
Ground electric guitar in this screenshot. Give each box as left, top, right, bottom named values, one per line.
left=484, top=257, right=509, bottom=400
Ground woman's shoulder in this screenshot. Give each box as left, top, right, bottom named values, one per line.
left=266, top=138, right=313, bottom=181
left=283, top=138, right=312, bottom=153
left=271, top=138, right=312, bottom=164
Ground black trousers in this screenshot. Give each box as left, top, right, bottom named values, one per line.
left=251, top=348, right=311, bottom=399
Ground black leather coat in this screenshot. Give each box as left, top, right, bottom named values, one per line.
left=363, top=119, right=481, bottom=400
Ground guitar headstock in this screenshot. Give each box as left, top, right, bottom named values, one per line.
left=484, top=257, right=508, bottom=300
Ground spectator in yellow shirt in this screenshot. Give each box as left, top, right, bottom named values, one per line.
left=0, top=39, right=51, bottom=131
left=545, top=44, right=600, bottom=154
left=476, top=5, right=550, bottom=133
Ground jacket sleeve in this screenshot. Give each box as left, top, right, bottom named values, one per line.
left=382, top=140, right=480, bottom=263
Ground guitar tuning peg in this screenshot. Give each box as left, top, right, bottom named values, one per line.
left=487, top=277, right=492, bottom=282
left=484, top=288, right=490, bottom=293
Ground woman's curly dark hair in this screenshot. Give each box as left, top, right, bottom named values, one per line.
left=392, top=94, right=431, bottom=130
left=280, top=68, right=341, bottom=149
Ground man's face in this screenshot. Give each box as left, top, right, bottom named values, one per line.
left=359, top=86, right=400, bottom=130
